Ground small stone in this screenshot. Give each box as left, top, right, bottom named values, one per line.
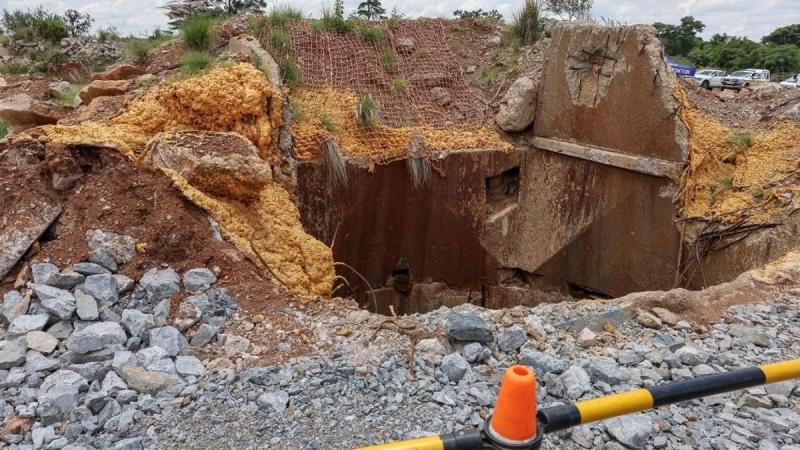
left=605, top=415, right=655, bottom=448
left=497, top=325, right=527, bottom=352
left=675, top=345, right=707, bottom=366
left=68, top=322, right=127, bottom=354
left=257, top=390, right=289, bottom=413
left=462, top=342, right=489, bottom=363
left=520, top=349, right=568, bottom=375
left=29, top=284, right=76, bottom=320
left=446, top=312, right=493, bottom=342
left=738, top=393, right=772, bottom=409
left=46, top=321, right=73, bottom=340
left=139, top=268, right=180, bottom=302
left=82, top=274, right=119, bottom=305
left=74, top=290, right=99, bottom=321
left=153, top=298, right=171, bottom=327
left=72, top=262, right=111, bottom=276
left=175, top=294, right=206, bottom=331
left=68, top=361, right=110, bottom=381
left=183, top=268, right=217, bottom=292
left=113, top=274, right=135, bottom=294
left=277, top=341, right=291, bottom=352
left=9, top=314, right=50, bottom=336
left=750, top=332, right=771, bottom=348
left=45, top=271, right=85, bottom=290
left=31, top=263, right=59, bottom=284
left=38, top=369, right=88, bottom=416
left=561, top=366, right=591, bottom=399
left=137, top=346, right=168, bottom=367
left=25, top=350, right=59, bottom=372
left=578, top=327, right=597, bottom=348
left=651, top=307, right=680, bottom=326
left=85, top=229, right=137, bottom=264
left=89, top=248, right=118, bottom=272
left=101, top=370, right=128, bottom=394
left=122, top=309, right=155, bottom=339
left=441, top=353, right=470, bottom=382
left=0, top=339, right=27, bottom=369
left=636, top=311, right=662, bottom=329
left=220, top=334, right=250, bottom=357
left=120, top=367, right=178, bottom=394
left=111, top=351, right=139, bottom=375
left=2, top=290, right=30, bottom=324
left=190, top=323, right=220, bottom=347
left=583, top=360, right=628, bottom=385
left=148, top=326, right=187, bottom=356
left=175, top=356, right=205, bottom=376
left=25, top=331, right=58, bottom=353
left=32, top=425, right=57, bottom=449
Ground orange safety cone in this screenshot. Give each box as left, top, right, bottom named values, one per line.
left=488, top=365, right=538, bottom=445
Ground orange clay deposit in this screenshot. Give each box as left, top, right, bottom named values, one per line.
left=678, top=87, right=800, bottom=222
left=290, top=88, right=512, bottom=162
left=29, top=64, right=334, bottom=298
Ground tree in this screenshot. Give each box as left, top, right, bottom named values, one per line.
left=162, top=1, right=214, bottom=29
left=1, top=7, right=69, bottom=43
left=211, top=0, right=266, bottom=15
left=356, top=0, right=386, bottom=20
left=653, top=16, right=705, bottom=56
left=543, top=0, right=592, bottom=20
left=763, top=24, right=800, bottom=47
left=453, top=9, right=503, bottom=21
left=334, top=0, right=345, bottom=19
left=64, top=9, right=93, bottom=37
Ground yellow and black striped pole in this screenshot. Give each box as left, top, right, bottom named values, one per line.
left=355, top=359, right=800, bottom=450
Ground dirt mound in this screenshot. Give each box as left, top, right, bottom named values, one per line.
left=679, top=87, right=800, bottom=223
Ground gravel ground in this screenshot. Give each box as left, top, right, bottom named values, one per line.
left=139, top=293, right=800, bottom=450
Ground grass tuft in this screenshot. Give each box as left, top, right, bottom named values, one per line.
left=0, top=120, right=8, bottom=140
left=358, top=26, right=384, bottom=44
left=392, top=76, right=407, bottom=93
left=319, top=114, right=339, bottom=133
left=356, top=94, right=379, bottom=129
left=289, top=98, right=305, bottom=122
left=269, top=5, right=304, bottom=27
left=181, top=15, right=213, bottom=50
left=279, top=59, right=303, bottom=88
left=181, top=51, right=214, bottom=74
left=728, top=131, right=753, bottom=150
left=383, top=49, right=397, bottom=73
left=269, top=29, right=291, bottom=51
left=511, top=0, right=543, bottom=46
left=407, top=134, right=432, bottom=188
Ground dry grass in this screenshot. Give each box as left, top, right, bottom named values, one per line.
left=321, top=138, right=349, bottom=188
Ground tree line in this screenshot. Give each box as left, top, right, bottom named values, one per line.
left=655, top=17, right=800, bottom=77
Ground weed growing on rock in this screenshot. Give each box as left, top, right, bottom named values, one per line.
left=181, top=51, right=214, bottom=74
left=181, top=15, right=213, bottom=50
left=383, top=49, right=396, bottom=72
left=279, top=59, right=303, bottom=88
left=512, top=0, right=543, bottom=45
left=356, top=94, right=379, bottom=129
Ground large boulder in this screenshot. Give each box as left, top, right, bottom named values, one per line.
left=495, top=76, right=538, bottom=132
left=92, top=63, right=146, bottom=81
left=227, top=35, right=281, bottom=87
left=78, top=79, right=132, bottom=105
left=146, top=131, right=272, bottom=202
left=0, top=94, right=66, bottom=130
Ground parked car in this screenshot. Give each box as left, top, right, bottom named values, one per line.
left=693, top=69, right=727, bottom=90
left=780, top=74, right=800, bottom=88
left=721, top=69, right=771, bottom=91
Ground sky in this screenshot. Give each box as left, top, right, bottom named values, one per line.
left=0, top=0, right=798, bottom=41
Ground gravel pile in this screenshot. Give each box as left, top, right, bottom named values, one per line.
left=2, top=232, right=799, bottom=449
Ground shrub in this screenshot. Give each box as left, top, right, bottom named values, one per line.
left=279, top=58, right=303, bottom=88
left=181, top=15, right=213, bottom=50
left=59, top=84, right=84, bottom=107
left=0, top=63, right=31, bottom=74
left=248, top=16, right=269, bottom=36
left=318, top=6, right=355, bottom=33
left=0, top=120, right=8, bottom=140
left=130, top=41, right=151, bottom=60
left=392, top=76, right=407, bottom=92
left=512, top=0, right=543, bottom=46
left=289, top=98, right=305, bottom=122
left=269, top=5, right=304, bottom=27
left=356, top=94, right=378, bottom=129
left=181, top=51, right=214, bottom=74
left=382, top=49, right=396, bottom=72
left=97, top=26, right=120, bottom=43
left=269, top=29, right=290, bottom=51
left=358, top=26, right=384, bottom=44
left=2, top=7, right=69, bottom=44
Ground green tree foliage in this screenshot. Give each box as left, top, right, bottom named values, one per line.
left=1, top=7, right=70, bottom=43
left=762, top=24, right=800, bottom=47
left=653, top=16, right=705, bottom=57
left=356, top=0, right=386, bottom=20
left=543, top=0, right=593, bottom=20
left=64, top=9, right=93, bottom=37
left=453, top=9, right=503, bottom=21
left=212, top=0, right=267, bottom=15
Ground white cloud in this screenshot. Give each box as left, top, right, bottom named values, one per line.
left=0, top=0, right=797, bottom=40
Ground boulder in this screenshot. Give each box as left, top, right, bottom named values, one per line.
left=2, top=290, right=30, bottom=325
left=121, top=309, right=155, bottom=339
left=38, top=369, right=89, bottom=416
left=9, top=314, right=50, bottom=336
left=25, top=331, right=58, bottom=354
left=497, top=325, right=527, bottom=352
left=0, top=339, right=27, bottom=369
left=25, top=350, right=59, bottom=372
left=82, top=274, right=120, bottom=305
left=32, top=263, right=59, bottom=284
left=495, top=76, right=538, bottom=132
left=139, top=268, right=180, bottom=302
left=46, top=271, right=85, bottom=290
left=93, top=63, right=146, bottom=81
left=148, top=326, right=187, bottom=356
left=78, top=79, right=132, bottom=105
left=441, top=353, right=470, bottom=382
left=446, top=312, right=493, bottom=342
left=0, top=94, right=66, bottom=128
left=146, top=131, right=272, bottom=203
left=68, top=322, right=127, bottom=354
left=75, top=290, right=99, bottom=321
left=183, top=268, right=217, bottom=292
left=227, top=35, right=281, bottom=87
left=189, top=323, right=219, bottom=347
left=73, top=262, right=111, bottom=276
left=256, top=390, right=289, bottom=413
left=175, top=355, right=205, bottom=377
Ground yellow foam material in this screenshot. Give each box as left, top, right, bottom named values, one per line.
left=678, top=87, right=800, bottom=222
left=163, top=169, right=334, bottom=298
left=32, top=63, right=334, bottom=298
left=290, top=88, right=512, bottom=162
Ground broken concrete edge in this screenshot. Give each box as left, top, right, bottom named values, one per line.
left=0, top=203, right=63, bottom=280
